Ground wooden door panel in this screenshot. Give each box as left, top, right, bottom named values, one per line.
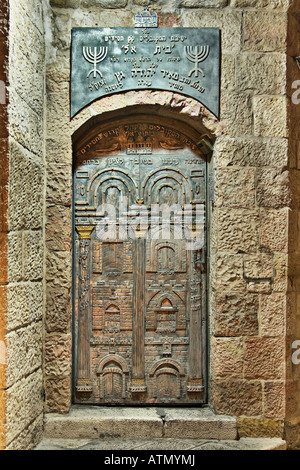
left=73, top=120, right=207, bottom=405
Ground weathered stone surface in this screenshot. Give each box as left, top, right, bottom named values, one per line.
left=46, top=251, right=71, bottom=289
left=177, top=0, right=228, bottom=7
left=211, top=379, right=263, bottom=416
left=260, top=294, right=286, bottom=337
left=217, top=209, right=259, bottom=253
left=45, top=334, right=71, bottom=377
left=213, top=291, right=259, bottom=337
left=231, top=0, right=290, bottom=8
left=243, top=11, right=287, bottom=52
left=236, top=53, right=286, bottom=95
left=6, top=414, right=43, bottom=450
left=46, top=283, right=71, bottom=333
left=5, top=369, right=43, bottom=446
left=7, top=231, right=23, bottom=282
left=254, top=96, right=287, bottom=138
left=45, top=376, right=71, bottom=413
left=220, top=92, right=253, bottom=137
left=81, top=0, right=128, bottom=6
left=50, top=0, right=81, bottom=7
left=6, top=322, right=43, bottom=387
left=7, top=282, right=43, bottom=331
left=214, top=136, right=288, bottom=168
left=272, top=253, right=288, bottom=293
left=237, top=417, right=284, bottom=438
left=244, top=338, right=285, bottom=380
left=216, top=168, right=256, bottom=209
left=181, top=9, right=242, bottom=54
left=46, top=204, right=71, bottom=252
left=264, top=381, right=285, bottom=418
left=8, top=141, right=44, bottom=231
left=211, top=337, right=244, bottom=378
left=256, top=168, right=290, bottom=208
left=22, top=230, right=44, bottom=281
left=259, top=208, right=289, bottom=253
left=214, top=254, right=246, bottom=292
left=46, top=164, right=72, bottom=206
left=243, top=253, right=274, bottom=280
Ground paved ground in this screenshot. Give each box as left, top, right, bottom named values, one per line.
left=34, top=437, right=287, bottom=451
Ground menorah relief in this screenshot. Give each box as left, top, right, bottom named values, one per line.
left=184, top=45, right=210, bottom=78
left=83, top=46, right=108, bottom=78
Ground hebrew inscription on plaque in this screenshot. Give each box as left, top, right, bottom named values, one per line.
left=71, top=27, right=220, bottom=118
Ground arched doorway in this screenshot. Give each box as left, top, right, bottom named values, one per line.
left=72, top=113, right=209, bottom=405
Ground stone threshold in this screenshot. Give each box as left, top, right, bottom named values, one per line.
left=42, top=405, right=238, bottom=441
left=36, top=405, right=287, bottom=450
left=35, top=437, right=287, bottom=451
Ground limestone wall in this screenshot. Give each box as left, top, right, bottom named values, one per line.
left=44, top=0, right=295, bottom=444
left=0, top=0, right=9, bottom=452
left=1, top=0, right=299, bottom=450
left=5, top=0, right=49, bottom=450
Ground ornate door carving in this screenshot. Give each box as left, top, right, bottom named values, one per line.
left=73, top=117, right=207, bottom=405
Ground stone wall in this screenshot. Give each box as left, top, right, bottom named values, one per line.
left=4, top=0, right=49, bottom=450
left=284, top=1, right=300, bottom=448
left=0, top=0, right=9, bottom=452
left=1, top=0, right=299, bottom=450
left=42, top=0, right=297, bottom=442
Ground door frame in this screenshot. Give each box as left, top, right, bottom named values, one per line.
left=71, top=110, right=213, bottom=406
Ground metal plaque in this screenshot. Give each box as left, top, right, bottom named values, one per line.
left=71, top=27, right=220, bottom=118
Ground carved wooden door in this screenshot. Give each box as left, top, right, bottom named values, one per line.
left=73, top=118, right=207, bottom=405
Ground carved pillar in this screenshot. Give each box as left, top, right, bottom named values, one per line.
left=131, top=237, right=147, bottom=393
left=75, top=226, right=94, bottom=394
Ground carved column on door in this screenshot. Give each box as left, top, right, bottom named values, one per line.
left=75, top=226, right=95, bottom=395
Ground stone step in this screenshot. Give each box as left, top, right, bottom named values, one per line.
left=35, top=437, right=287, bottom=451
left=43, top=405, right=238, bottom=441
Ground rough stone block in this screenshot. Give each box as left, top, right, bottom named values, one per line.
left=46, top=164, right=72, bottom=206
left=181, top=9, right=242, bottom=54
left=253, top=96, right=287, bottom=138
left=7, top=231, right=23, bottom=282
left=260, top=294, right=286, bottom=337
left=45, top=334, right=72, bottom=377
left=22, top=230, right=44, bottom=281
left=5, top=369, right=43, bottom=446
left=220, top=92, right=253, bottom=137
left=211, top=379, right=263, bottom=416
left=213, top=291, right=259, bottom=337
left=211, top=337, right=244, bottom=378
left=46, top=283, right=71, bottom=333
left=8, top=141, right=44, bottom=231
left=45, top=376, right=72, bottom=413
left=244, top=338, right=285, bottom=380
left=7, top=282, right=43, bottom=332
left=46, top=251, right=71, bottom=289
left=6, top=322, right=43, bottom=387
left=259, top=208, right=289, bottom=253
left=256, top=168, right=290, bottom=208
left=215, top=254, right=246, bottom=292
left=217, top=209, right=259, bottom=253
left=231, top=0, right=289, bottom=9
left=177, top=0, right=229, bottom=7
left=236, top=53, right=286, bottom=95
left=242, top=11, right=287, bottom=52
left=243, top=253, right=274, bottom=280
left=46, top=204, right=72, bottom=252
left=213, top=136, right=288, bottom=168
left=237, top=417, right=284, bottom=438
left=216, top=168, right=256, bottom=209
left=264, top=381, right=285, bottom=418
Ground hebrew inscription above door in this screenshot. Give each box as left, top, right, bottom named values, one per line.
left=73, top=117, right=208, bottom=405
